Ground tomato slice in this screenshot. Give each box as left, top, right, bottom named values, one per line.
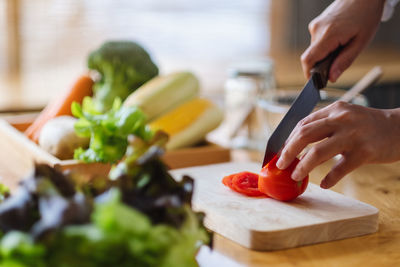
left=222, top=174, right=234, bottom=189
left=222, top=172, right=266, bottom=197
left=231, top=172, right=266, bottom=197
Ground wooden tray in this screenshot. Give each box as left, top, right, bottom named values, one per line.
left=170, top=162, right=379, bottom=251
left=0, top=117, right=230, bottom=190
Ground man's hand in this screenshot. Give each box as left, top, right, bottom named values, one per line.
left=276, top=102, right=400, bottom=189
left=301, top=0, right=385, bottom=82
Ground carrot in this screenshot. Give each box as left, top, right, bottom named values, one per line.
left=25, top=74, right=94, bottom=143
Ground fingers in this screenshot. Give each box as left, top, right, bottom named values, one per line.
left=329, top=37, right=365, bottom=82
left=290, top=136, right=342, bottom=181
left=320, top=154, right=363, bottom=189
left=277, top=101, right=352, bottom=170
left=287, top=101, right=350, bottom=144
left=302, top=34, right=366, bottom=82
left=286, top=103, right=337, bottom=142
left=277, top=117, right=335, bottom=170
left=301, top=39, right=339, bottom=80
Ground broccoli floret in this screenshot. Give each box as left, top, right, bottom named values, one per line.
left=88, top=41, right=159, bottom=112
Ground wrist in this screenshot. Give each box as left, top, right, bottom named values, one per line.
left=336, top=0, right=385, bottom=20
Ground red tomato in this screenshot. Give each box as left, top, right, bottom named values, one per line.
left=258, top=155, right=308, bottom=201
left=231, top=172, right=266, bottom=197
left=222, top=172, right=267, bottom=197
left=222, top=174, right=234, bottom=188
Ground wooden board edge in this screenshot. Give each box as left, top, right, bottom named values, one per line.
left=199, top=207, right=379, bottom=251
left=0, top=119, right=60, bottom=165
left=162, top=144, right=231, bottom=169
left=248, top=212, right=379, bottom=251
left=2, top=113, right=38, bottom=131
left=5, top=116, right=230, bottom=170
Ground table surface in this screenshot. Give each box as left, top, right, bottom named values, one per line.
left=214, top=149, right=400, bottom=267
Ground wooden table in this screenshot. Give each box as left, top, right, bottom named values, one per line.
left=213, top=149, right=400, bottom=266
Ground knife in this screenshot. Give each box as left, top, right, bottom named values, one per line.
left=262, top=49, right=341, bottom=167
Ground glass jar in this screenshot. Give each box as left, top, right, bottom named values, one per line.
left=224, top=59, right=276, bottom=150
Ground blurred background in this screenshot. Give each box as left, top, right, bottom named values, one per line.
left=1, top=0, right=400, bottom=112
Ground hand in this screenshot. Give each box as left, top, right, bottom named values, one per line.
left=276, top=102, right=400, bottom=189
left=301, top=0, right=385, bottom=82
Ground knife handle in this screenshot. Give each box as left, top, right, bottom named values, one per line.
left=310, top=47, right=342, bottom=89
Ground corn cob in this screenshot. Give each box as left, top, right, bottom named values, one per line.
left=150, top=98, right=223, bottom=150
left=123, top=71, right=199, bottom=121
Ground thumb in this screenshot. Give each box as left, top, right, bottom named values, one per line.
left=320, top=153, right=362, bottom=189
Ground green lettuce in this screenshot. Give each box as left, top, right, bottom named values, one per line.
left=71, top=97, right=154, bottom=163
left=0, top=190, right=208, bottom=267
left=0, top=231, right=45, bottom=267
left=46, top=190, right=207, bottom=267
left=0, top=134, right=210, bottom=266
left=0, top=184, right=9, bottom=203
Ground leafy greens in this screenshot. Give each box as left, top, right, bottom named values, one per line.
left=0, top=133, right=210, bottom=267
left=72, top=97, right=154, bottom=163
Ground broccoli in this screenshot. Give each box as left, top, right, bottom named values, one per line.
left=88, top=41, right=159, bottom=112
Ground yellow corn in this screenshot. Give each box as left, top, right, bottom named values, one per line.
left=123, top=71, right=199, bottom=121
left=150, top=98, right=223, bottom=150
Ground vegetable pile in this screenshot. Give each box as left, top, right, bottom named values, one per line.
left=11, top=39, right=221, bottom=266
left=222, top=155, right=309, bottom=201
left=26, top=40, right=223, bottom=161
left=0, top=136, right=210, bottom=267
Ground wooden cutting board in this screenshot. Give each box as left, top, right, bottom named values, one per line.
left=170, top=162, right=379, bottom=251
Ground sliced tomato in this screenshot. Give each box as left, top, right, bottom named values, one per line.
left=231, top=172, right=266, bottom=197
left=222, top=174, right=234, bottom=188
left=222, top=172, right=268, bottom=197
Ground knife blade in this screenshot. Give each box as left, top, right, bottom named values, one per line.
left=262, top=49, right=341, bottom=167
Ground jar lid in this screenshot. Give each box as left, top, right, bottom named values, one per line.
left=227, top=59, right=275, bottom=78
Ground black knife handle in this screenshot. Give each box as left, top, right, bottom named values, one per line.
left=310, top=46, right=342, bottom=89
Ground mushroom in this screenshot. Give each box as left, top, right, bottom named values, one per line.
left=38, top=116, right=89, bottom=160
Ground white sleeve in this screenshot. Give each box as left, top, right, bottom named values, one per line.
left=382, top=0, right=400, bottom=21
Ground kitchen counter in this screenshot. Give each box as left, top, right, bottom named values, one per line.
left=211, top=149, right=400, bottom=266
